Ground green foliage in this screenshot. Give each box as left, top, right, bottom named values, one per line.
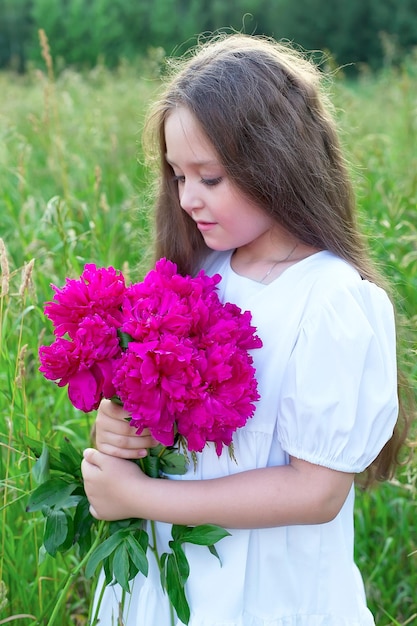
left=332, top=65, right=417, bottom=333
left=271, top=0, right=417, bottom=71
left=0, top=0, right=32, bottom=71
left=160, top=524, right=230, bottom=624
left=25, top=438, right=95, bottom=558
left=355, top=478, right=417, bottom=624
left=24, top=434, right=224, bottom=624
left=85, top=520, right=149, bottom=588
left=28, top=0, right=145, bottom=68
left=0, top=53, right=416, bottom=624
left=0, top=63, right=157, bottom=277
left=0, top=0, right=417, bottom=73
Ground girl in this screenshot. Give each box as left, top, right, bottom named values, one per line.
left=81, top=34, right=410, bottom=625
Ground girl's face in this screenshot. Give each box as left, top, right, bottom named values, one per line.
left=164, top=107, right=277, bottom=256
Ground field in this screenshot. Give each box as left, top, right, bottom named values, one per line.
left=0, top=51, right=416, bottom=625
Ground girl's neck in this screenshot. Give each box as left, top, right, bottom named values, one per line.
left=231, top=240, right=321, bottom=284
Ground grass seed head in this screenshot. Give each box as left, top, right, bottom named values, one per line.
left=38, top=29, right=54, bottom=81
left=15, top=344, right=28, bottom=389
left=0, top=238, right=10, bottom=298
left=0, top=581, right=8, bottom=611
left=19, top=259, right=35, bottom=298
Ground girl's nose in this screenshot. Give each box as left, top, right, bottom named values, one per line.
left=179, top=181, right=204, bottom=214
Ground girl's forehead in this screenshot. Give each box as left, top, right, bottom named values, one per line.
left=164, top=107, right=202, bottom=138
left=164, top=107, right=219, bottom=165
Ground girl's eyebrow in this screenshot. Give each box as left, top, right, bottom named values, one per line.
left=165, top=155, right=220, bottom=168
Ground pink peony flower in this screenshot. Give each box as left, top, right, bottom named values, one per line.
left=67, top=365, right=106, bottom=412
left=113, top=335, right=198, bottom=445
left=39, top=258, right=262, bottom=455
left=39, top=337, right=80, bottom=385
left=44, top=264, right=126, bottom=338
left=39, top=314, right=122, bottom=411
left=74, top=314, right=122, bottom=365
left=121, top=258, right=222, bottom=343
left=175, top=343, right=260, bottom=454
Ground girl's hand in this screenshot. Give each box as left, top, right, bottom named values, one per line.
left=81, top=448, right=149, bottom=520
left=94, top=398, right=158, bottom=459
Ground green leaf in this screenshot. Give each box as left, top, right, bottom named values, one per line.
left=59, top=437, right=83, bottom=476
left=135, top=527, right=149, bottom=554
left=31, top=443, right=50, bottom=484
left=73, top=496, right=93, bottom=535
left=139, top=453, right=161, bottom=478
left=58, top=510, right=76, bottom=552
left=174, top=524, right=231, bottom=546
left=73, top=496, right=95, bottom=555
left=159, top=552, right=168, bottom=590
left=103, top=554, right=115, bottom=586
left=165, top=553, right=190, bottom=625
left=137, top=445, right=188, bottom=478
left=26, top=478, right=78, bottom=512
left=22, top=434, right=47, bottom=458
left=109, top=518, right=135, bottom=533
left=112, top=543, right=130, bottom=592
left=23, top=434, right=84, bottom=478
left=125, top=534, right=149, bottom=577
left=44, top=509, right=69, bottom=556
left=117, top=330, right=132, bottom=349
left=23, top=435, right=64, bottom=472
left=207, top=544, right=222, bottom=564
left=171, top=524, right=188, bottom=542
left=159, top=447, right=188, bottom=475
left=85, top=530, right=122, bottom=579
left=168, top=542, right=189, bottom=586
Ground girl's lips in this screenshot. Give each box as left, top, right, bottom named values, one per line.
left=196, top=221, right=217, bottom=231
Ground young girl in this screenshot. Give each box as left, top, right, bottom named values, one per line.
left=81, top=33, right=409, bottom=625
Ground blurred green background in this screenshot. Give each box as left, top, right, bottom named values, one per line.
left=1, top=0, right=417, bottom=74
left=1, top=1, right=416, bottom=624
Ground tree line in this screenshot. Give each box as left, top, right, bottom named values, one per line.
left=1, top=0, right=417, bottom=73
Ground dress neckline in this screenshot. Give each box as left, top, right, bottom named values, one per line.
left=228, top=249, right=328, bottom=286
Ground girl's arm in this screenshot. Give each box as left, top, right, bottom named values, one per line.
left=81, top=447, right=354, bottom=529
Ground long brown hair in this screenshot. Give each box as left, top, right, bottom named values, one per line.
left=143, top=33, right=412, bottom=486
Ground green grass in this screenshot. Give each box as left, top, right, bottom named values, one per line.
left=333, top=61, right=417, bottom=324
left=0, top=56, right=416, bottom=625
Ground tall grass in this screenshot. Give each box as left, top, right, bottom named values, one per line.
left=333, top=60, right=417, bottom=624
left=0, top=47, right=416, bottom=625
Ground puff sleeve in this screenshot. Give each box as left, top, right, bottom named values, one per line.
left=277, top=280, right=399, bottom=473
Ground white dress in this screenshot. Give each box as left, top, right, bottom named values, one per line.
left=93, top=250, right=398, bottom=626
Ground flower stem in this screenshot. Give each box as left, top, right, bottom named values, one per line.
left=42, top=520, right=107, bottom=626
left=88, top=570, right=107, bottom=626
left=150, top=519, right=161, bottom=569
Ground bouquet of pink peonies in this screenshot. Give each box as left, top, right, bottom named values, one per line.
left=39, top=257, right=262, bottom=455
left=30, top=258, right=262, bottom=625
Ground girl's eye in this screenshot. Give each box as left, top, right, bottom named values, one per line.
left=171, top=174, right=223, bottom=186
left=201, top=177, right=223, bottom=187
